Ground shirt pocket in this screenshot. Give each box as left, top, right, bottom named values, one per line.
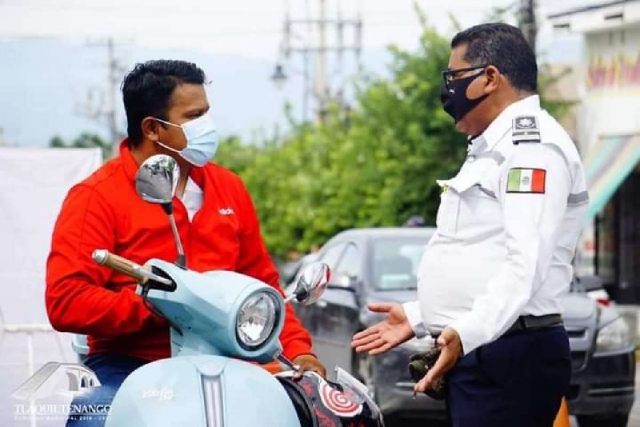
left=435, top=180, right=460, bottom=237
left=436, top=164, right=502, bottom=239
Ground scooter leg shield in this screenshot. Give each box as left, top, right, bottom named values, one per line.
left=105, top=355, right=301, bottom=427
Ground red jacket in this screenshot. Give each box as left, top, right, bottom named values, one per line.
left=46, top=141, right=314, bottom=362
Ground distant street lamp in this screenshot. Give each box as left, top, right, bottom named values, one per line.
left=270, top=64, right=288, bottom=91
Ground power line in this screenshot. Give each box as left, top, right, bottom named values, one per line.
left=273, top=0, right=363, bottom=123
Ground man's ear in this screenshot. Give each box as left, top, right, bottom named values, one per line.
left=483, top=65, right=501, bottom=95
left=141, top=117, right=160, bottom=142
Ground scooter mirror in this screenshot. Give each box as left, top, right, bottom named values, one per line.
left=135, top=154, right=179, bottom=215
left=135, top=154, right=187, bottom=268
left=290, top=262, right=331, bottom=306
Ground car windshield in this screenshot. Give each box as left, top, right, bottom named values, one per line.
left=371, top=235, right=431, bottom=291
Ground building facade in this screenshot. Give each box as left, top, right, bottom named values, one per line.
left=550, top=0, right=640, bottom=304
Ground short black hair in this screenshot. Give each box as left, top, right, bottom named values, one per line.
left=451, top=23, right=538, bottom=93
left=121, top=60, right=206, bottom=147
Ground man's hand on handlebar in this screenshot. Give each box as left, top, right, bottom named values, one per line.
left=293, top=355, right=327, bottom=379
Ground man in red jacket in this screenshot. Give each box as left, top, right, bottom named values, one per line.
left=46, top=60, right=325, bottom=426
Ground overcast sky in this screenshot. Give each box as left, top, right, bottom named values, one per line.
left=0, top=0, right=591, bottom=61
left=0, top=0, right=597, bottom=146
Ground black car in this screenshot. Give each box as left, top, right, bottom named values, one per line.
left=288, top=227, right=635, bottom=426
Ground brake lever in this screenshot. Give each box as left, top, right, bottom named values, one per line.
left=277, top=354, right=301, bottom=372
left=132, top=265, right=173, bottom=286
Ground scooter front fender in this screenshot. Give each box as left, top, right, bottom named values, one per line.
left=105, top=356, right=301, bottom=427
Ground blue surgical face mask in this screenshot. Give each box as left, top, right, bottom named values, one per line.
left=154, top=114, right=218, bottom=167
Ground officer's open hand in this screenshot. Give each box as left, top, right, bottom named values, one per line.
left=414, top=327, right=463, bottom=394
left=351, top=303, right=414, bottom=356
left=293, top=354, right=327, bottom=379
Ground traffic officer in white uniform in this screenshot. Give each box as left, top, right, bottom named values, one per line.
left=352, top=23, right=589, bottom=426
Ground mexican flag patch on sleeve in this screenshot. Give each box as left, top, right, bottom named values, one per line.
left=507, top=168, right=546, bottom=194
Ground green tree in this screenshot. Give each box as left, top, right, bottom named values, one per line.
left=216, top=9, right=575, bottom=258
left=214, top=135, right=260, bottom=176
left=49, top=133, right=110, bottom=159
left=217, top=16, right=467, bottom=257
left=50, top=136, right=67, bottom=148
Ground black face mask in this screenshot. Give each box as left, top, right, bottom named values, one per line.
left=440, top=73, right=489, bottom=123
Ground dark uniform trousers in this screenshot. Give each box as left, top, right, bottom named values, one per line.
left=447, top=326, right=571, bottom=427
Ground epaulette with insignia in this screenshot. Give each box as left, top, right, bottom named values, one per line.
left=512, top=115, right=541, bottom=144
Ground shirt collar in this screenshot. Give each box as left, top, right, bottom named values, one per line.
left=468, top=94, right=541, bottom=155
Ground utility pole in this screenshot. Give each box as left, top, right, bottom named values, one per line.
left=106, top=38, right=121, bottom=157
left=315, top=0, right=328, bottom=119
left=518, top=0, right=537, bottom=53
left=272, top=0, right=363, bottom=123
left=79, top=37, right=126, bottom=158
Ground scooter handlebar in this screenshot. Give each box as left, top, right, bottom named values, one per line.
left=92, top=249, right=149, bottom=284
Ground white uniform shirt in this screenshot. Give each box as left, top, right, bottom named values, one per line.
left=404, top=95, right=589, bottom=355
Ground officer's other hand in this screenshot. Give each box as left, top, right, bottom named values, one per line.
left=351, top=303, right=414, bottom=356
left=414, top=327, right=462, bottom=394
left=293, top=354, right=327, bottom=379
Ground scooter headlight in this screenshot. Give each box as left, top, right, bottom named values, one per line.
left=236, top=292, right=279, bottom=350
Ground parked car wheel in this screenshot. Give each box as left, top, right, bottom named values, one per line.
left=577, top=414, right=628, bottom=427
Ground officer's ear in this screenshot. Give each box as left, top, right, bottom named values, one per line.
left=483, top=65, right=501, bottom=95
left=141, top=117, right=162, bottom=142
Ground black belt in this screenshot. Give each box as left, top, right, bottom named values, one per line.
left=429, top=314, right=563, bottom=340
left=504, top=314, right=563, bottom=336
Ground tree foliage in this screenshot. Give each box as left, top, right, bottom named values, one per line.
left=216, top=13, right=574, bottom=258
left=50, top=132, right=109, bottom=159
left=216, top=19, right=467, bottom=257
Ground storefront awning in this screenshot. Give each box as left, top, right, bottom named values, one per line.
left=583, top=135, right=640, bottom=222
